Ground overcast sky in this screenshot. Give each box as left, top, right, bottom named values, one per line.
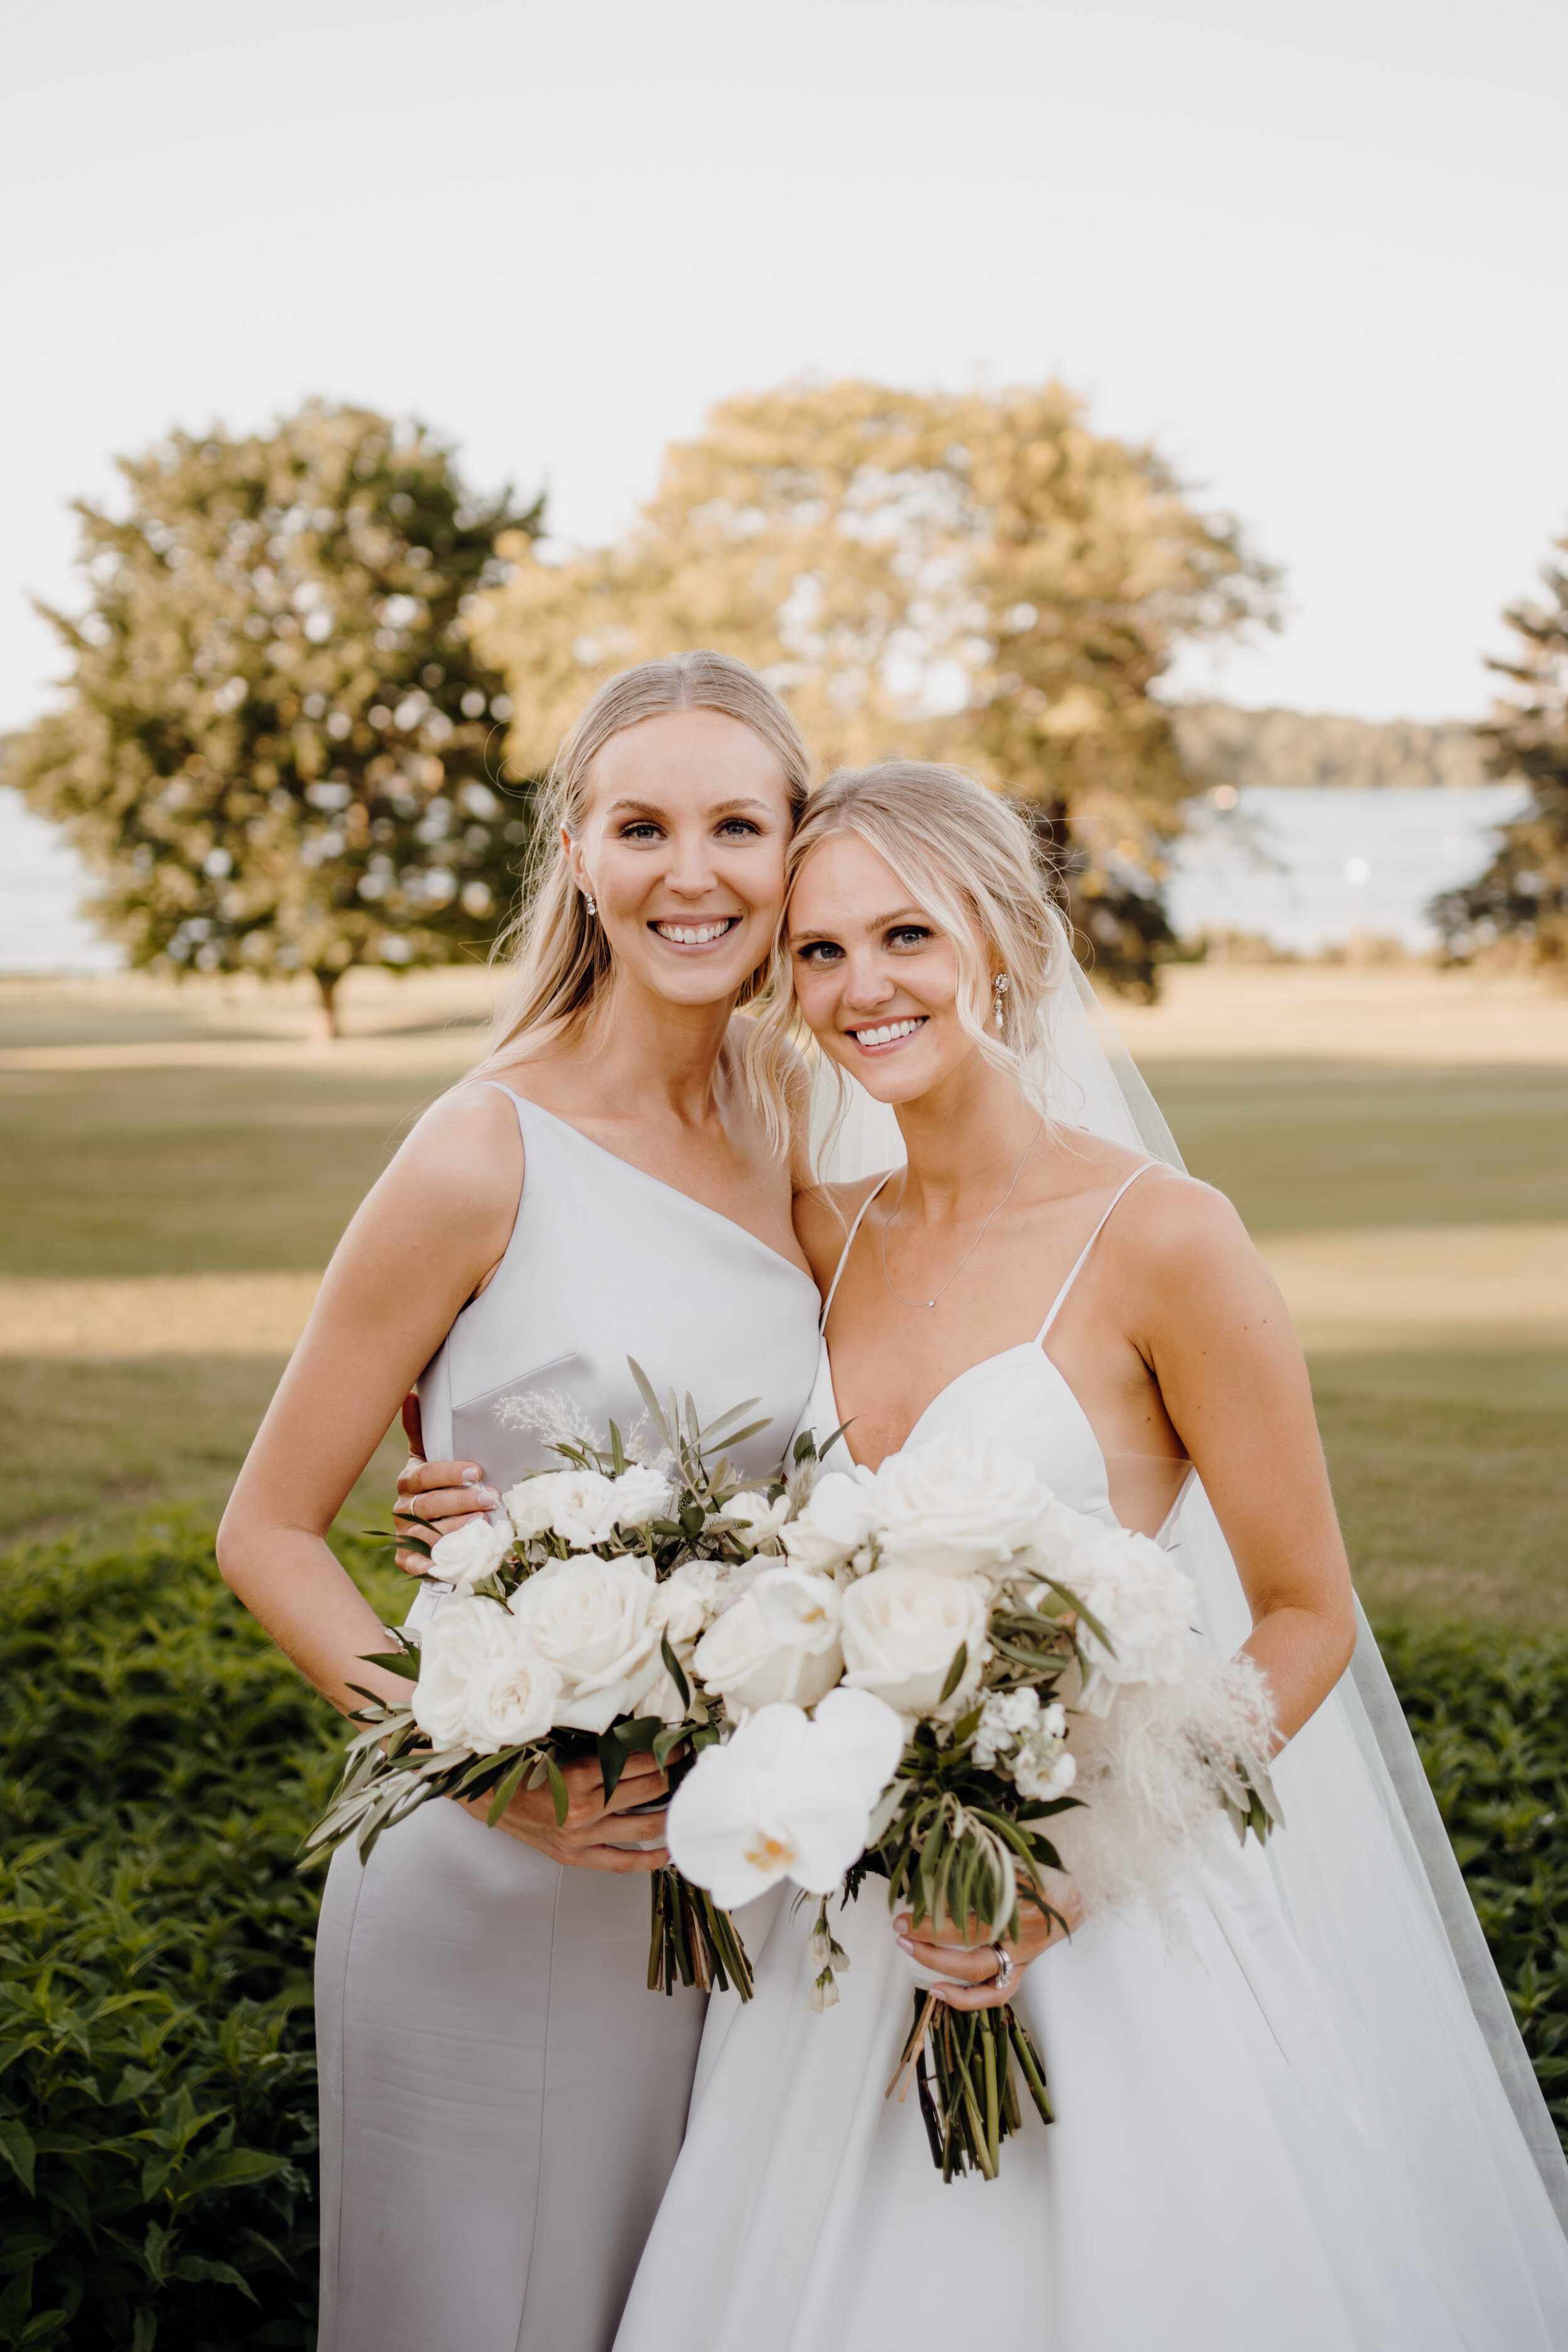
left=3, top=0, right=1563, bottom=734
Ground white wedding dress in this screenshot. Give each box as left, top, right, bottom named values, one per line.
left=615, top=1158, right=1568, bottom=2350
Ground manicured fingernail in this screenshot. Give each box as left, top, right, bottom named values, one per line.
left=896, top=1934, right=914, bottom=1951
left=460, top=1466, right=484, bottom=1483
left=475, top=1487, right=499, bottom=1505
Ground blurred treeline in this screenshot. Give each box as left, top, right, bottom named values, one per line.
left=8, top=383, right=1567, bottom=1007
left=1174, top=704, right=1486, bottom=792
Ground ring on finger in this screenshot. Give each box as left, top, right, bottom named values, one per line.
left=989, top=1942, right=1016, bottom=1993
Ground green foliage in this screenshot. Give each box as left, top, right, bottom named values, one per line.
left=1432, top=527, right=1568, bottom=969
left=1379, top=1618, right=1568, bottom=2148
left=8, top=403, right=543, bottom=1029
left=0, top=1515, right=393, bottom=2347
left=1, top=1515, right=1563, bottom=2346
left=474, top=380, right=1277, bottom=997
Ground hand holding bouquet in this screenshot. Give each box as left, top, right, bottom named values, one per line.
left=307, top=1364, right=842, bottom=1999
left=667, top=1424, right=1281, bottom=2180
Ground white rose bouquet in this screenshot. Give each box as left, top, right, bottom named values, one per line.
left=668, top=1426, right=1282, bottom=2182
left=305, top=1364, right=844, bottom=2001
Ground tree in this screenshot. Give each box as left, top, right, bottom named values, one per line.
left=473, top=381, right=1274, bottom=994
left=1431, top=529, right=1568, bottom=972
left=11, top=402, right=542, bottom=1034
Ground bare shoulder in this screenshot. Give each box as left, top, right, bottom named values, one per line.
left=1120, top=1165, right=1251, bottom=1261
left=1111, top=1165, right=1284, bottom=1332
left=793, top=1171, right=894, bottom=1292
left=351, top=1078, right=525, bottom=1254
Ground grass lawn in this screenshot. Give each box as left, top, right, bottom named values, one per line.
left=1312, top=1350, right=1568, bottom=1629
left=0, top=1067, right=441, bottom=1279
left=0, top=1355, right=408, bottom=1550
left=1144, top=1058, right=1568, bottom=1233
left=2, top=1046, right=1564, bottom=1628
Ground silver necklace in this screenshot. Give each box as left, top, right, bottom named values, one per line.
left=880, top=1118, right=1045, bottom=1310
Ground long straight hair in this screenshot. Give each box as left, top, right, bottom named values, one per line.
left=482, top=651, right=813, bottom=1147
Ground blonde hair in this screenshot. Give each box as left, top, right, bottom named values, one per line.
left=756, top=760, right=1073, bottom=1148
left=484, top=652, right=812, bottom=1135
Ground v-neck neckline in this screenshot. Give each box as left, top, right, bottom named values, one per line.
left=818, top=1339, right=1194, bottom=1542
left=822, top=1338, right=1106, bottom=1480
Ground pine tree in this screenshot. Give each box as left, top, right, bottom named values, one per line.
left=11, top=403, right=542, bottom=1034
left=1432, top=530, right=1568, bottom=972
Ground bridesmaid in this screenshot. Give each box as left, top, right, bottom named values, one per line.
left=217, top=653, right=823, bottom=2352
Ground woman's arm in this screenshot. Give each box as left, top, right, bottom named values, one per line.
left=216, top=1084, right=522, bottom=1714
left=1130, top=1180, right=1358, bottom=1748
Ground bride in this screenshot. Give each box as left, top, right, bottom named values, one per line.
left=607, top=760, right=1568, bottom=2350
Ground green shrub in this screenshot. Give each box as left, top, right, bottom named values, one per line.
left=1377, top=1618, right=1568, bottom=2148
left=0, top=1525, right=1562, bottom=2348
left=0, top=1516, right=395, bottom=2350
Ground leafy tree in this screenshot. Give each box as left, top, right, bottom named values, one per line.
left=10, top=403, right=541, bottom=1034
left=474, top=381, right=1274, bottom=994
left=1432, top=529, right=1568, bottom=972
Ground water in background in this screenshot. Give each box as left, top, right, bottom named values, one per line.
left=0, top=778, right=1531, bottom=972
left=0, top=790, right=119, bottom=973
left=1165, top=782, right=1529, bottom=955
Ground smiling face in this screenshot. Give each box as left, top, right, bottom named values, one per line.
left=567, top=707, right=793, bottom=1009
left=789, top=829, right=994, bottom=1105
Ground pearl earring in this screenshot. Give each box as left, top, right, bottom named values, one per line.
left=992, top=972, right=1010, bottom=1032
left=584, top=892, right=597, bottom=918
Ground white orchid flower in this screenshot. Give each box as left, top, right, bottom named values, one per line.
left=667, top=1695, right=901, bottom=1909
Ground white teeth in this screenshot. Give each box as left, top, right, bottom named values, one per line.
left=654, top=919, right=735, bottom=946
left=851, top=1018, right=923, bottom=1047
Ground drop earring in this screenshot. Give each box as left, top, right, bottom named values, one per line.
left=992, top=972, right=1010, bottom=1032
left=584, top=891, right=597, bottom=918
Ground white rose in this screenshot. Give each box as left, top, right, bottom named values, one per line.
left=872, top=1429, right=1054, bottom=1579
left=666, top=1700, right=885, bottom=1908
left=507, top=1555, right=662, bottom=1732
left=502, top=1469, right=622, bottom=1551
left=410, top=1596, right=513, bottom=1751
left=1066, top=1528, right=1198, bottom=1710
left=461, top=1636, right=563, bottom=1752
left=428, top=1514, right=515, bottom=1594
left=719, top=1490, right=791, bottom=1550
left=691, top=1567, right=843, bottom=1714
left=839, top=1566, right=989, bottom=1720
left=608, top=1463, right=674, bottom=1527
left=649, top=1562, right=717, bottom=1650
left=779, top=1470, right=883, bottom=1576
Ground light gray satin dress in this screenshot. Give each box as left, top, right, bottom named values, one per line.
left=315, top=1090, right=821, bottom=2352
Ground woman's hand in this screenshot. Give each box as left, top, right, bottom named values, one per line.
left=458, top=1748, right=672, bottom=1873
left=393, top=1454, right=500, bottom=1574
left=894, top=1875, right=1083, bottom=2011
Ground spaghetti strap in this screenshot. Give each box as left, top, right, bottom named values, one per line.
left=1034, top=1162, right=1155, bottom=1344
left=818, top=1172, right=898, bottom=1335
